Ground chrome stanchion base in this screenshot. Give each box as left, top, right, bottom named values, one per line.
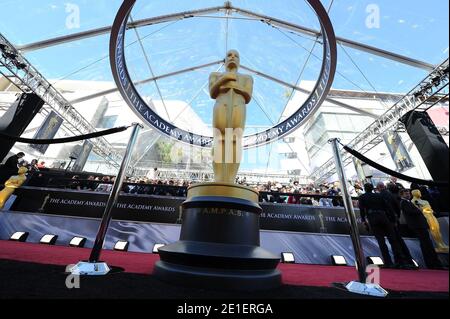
left=69, top=261, right=110, bottom=276
left=345, top=281, right=388, bottom=297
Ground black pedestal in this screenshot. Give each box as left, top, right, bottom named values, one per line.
left=154, top=196, right=281, bottom=291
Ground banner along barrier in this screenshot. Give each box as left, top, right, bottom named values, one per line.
left=9, top=186, right=419, bottom=237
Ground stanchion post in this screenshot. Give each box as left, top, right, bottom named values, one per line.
left=89, top=122, right=142, bottom=262
left=329, top=138, right=367, bottom=283
left=70, top=123, right=142, bottom=275
left=329, top=138, right=388, bottom=297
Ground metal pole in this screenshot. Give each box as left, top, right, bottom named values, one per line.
left=89, top=123, right=142, bottom=262
left=329, top=138, right=367, bottom=283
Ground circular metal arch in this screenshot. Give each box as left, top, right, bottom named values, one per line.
left=110, top=0, right=337, bottom=148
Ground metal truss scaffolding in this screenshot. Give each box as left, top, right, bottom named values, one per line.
left=310, top=59, right=449, bottom=183
left=0, top=33, right=121, bottom=168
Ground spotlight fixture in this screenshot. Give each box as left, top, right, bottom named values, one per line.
left=366, top=256, right=384, bottom=266
left=39, top=234, right=58, bottom=245
left=431, top=75, right=441, bottom=86
left=69, top=236, right=87, bottom=248
left=113, top=240, right=129, bottom=251
left=152, top=243, right=165, bottom=253
left=14, top=61, right=27, bottom=70
left=281, top=252, right=295, bottom=263
left=4, top=51, right=17, bottom=60
left=413, top=91, right=423, bottom=99
left=9, top=231, right=29, bottom=242
left=331, top=255, right=347, bottom=266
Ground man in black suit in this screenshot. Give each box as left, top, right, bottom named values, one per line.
left=377, top=182, right=414, bottom=265
left=399, top=189, right=442, bottom=269
left=359, top=183, right=407, bottom=267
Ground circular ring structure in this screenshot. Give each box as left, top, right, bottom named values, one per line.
left=110, top=0, right=337, bottom=148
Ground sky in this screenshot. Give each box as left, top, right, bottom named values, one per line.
left=0, top=3, right=447, bottom=273
left=0, top=0, right=448, bottom=131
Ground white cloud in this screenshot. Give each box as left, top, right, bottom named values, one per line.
left=347, top=6, right=354, bottom=11
left=50, top=4, right=57, bottom=10
left=412, top=24, right=419, bottom=28
left=398, top=19, right=406, bottom=23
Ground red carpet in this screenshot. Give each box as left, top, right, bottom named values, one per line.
left=0, top=240, right=447, bottom=292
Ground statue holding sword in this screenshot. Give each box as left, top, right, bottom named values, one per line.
left=209, top=50, right=253, bottom=183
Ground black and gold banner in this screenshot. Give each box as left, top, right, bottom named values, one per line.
left=383, top=131, right=414, bottom=173
left=9, top=186, right=376, bottom=235
left=29, top=111, right=63, bottom=154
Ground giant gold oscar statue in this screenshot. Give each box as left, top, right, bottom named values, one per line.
left=186, top=50, right=257, bottom=202
left=210, top=49, right=252, bottom=183
left=0, top=167, right=27, bottom=209
left=155, top=50, right=281, bottom=291
left=411, top=189, right=449, bottom=253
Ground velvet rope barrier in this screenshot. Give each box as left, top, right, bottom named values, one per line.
left=0, top=125, right=130, bottom=144
left=341, top=142, right=448, bottom=187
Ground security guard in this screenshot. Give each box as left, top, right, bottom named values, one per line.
left=359, top=183, right=408, bottom=267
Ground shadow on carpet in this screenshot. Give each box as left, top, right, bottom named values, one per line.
left=0, top=259, right=447, bottom=299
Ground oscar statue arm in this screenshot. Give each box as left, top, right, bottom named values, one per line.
left=209, top=72, right=236, bottom=99
left=421, top=200, right=433, bottom=214
left=4, top=176, right=25, bottom=189
left=229, top=74, right=253, bottom=104
left=240, top=75, right=253, bottom=104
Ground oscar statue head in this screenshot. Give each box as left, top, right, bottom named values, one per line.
left=225, top=49, right=240, bottom=71
left=18, top=166, right=28, bottom=176
left=411, top=189, right=421, bottom=200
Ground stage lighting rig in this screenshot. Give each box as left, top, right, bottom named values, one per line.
left=366, top=256, right=384, bottom=266
left=152, top=243, right=165, bottom=253
left=281, top=252, right=295, bottom=263
left=114, top=240, right=129, bottom=251
left=431, top=75, right=441, bottom=86
left=331, top=255, right=347, bottom=266
left=14, top=60, right=27, bottom=70
left=9, top=231, right=29, bottom=242
left=39, top=234, right=58, bottom=245
left=69, top=236, right=87, bottom=248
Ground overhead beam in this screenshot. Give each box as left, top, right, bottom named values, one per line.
left=240, top=64, right=379, bottom=118
left=233, top=6, right=436, bottom=71
left=17, top=5, right=435, bottom=71
left=69, top=60, right=223, bottom=104
left=17, top=6, right=224, bottom=52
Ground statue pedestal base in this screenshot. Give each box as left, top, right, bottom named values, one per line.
left=154, top=182, right=281, bottom=291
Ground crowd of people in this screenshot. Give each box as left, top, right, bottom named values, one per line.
left=63, top=175, right=190, bottom=198
left=56, top=175, right=347, bottom=206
